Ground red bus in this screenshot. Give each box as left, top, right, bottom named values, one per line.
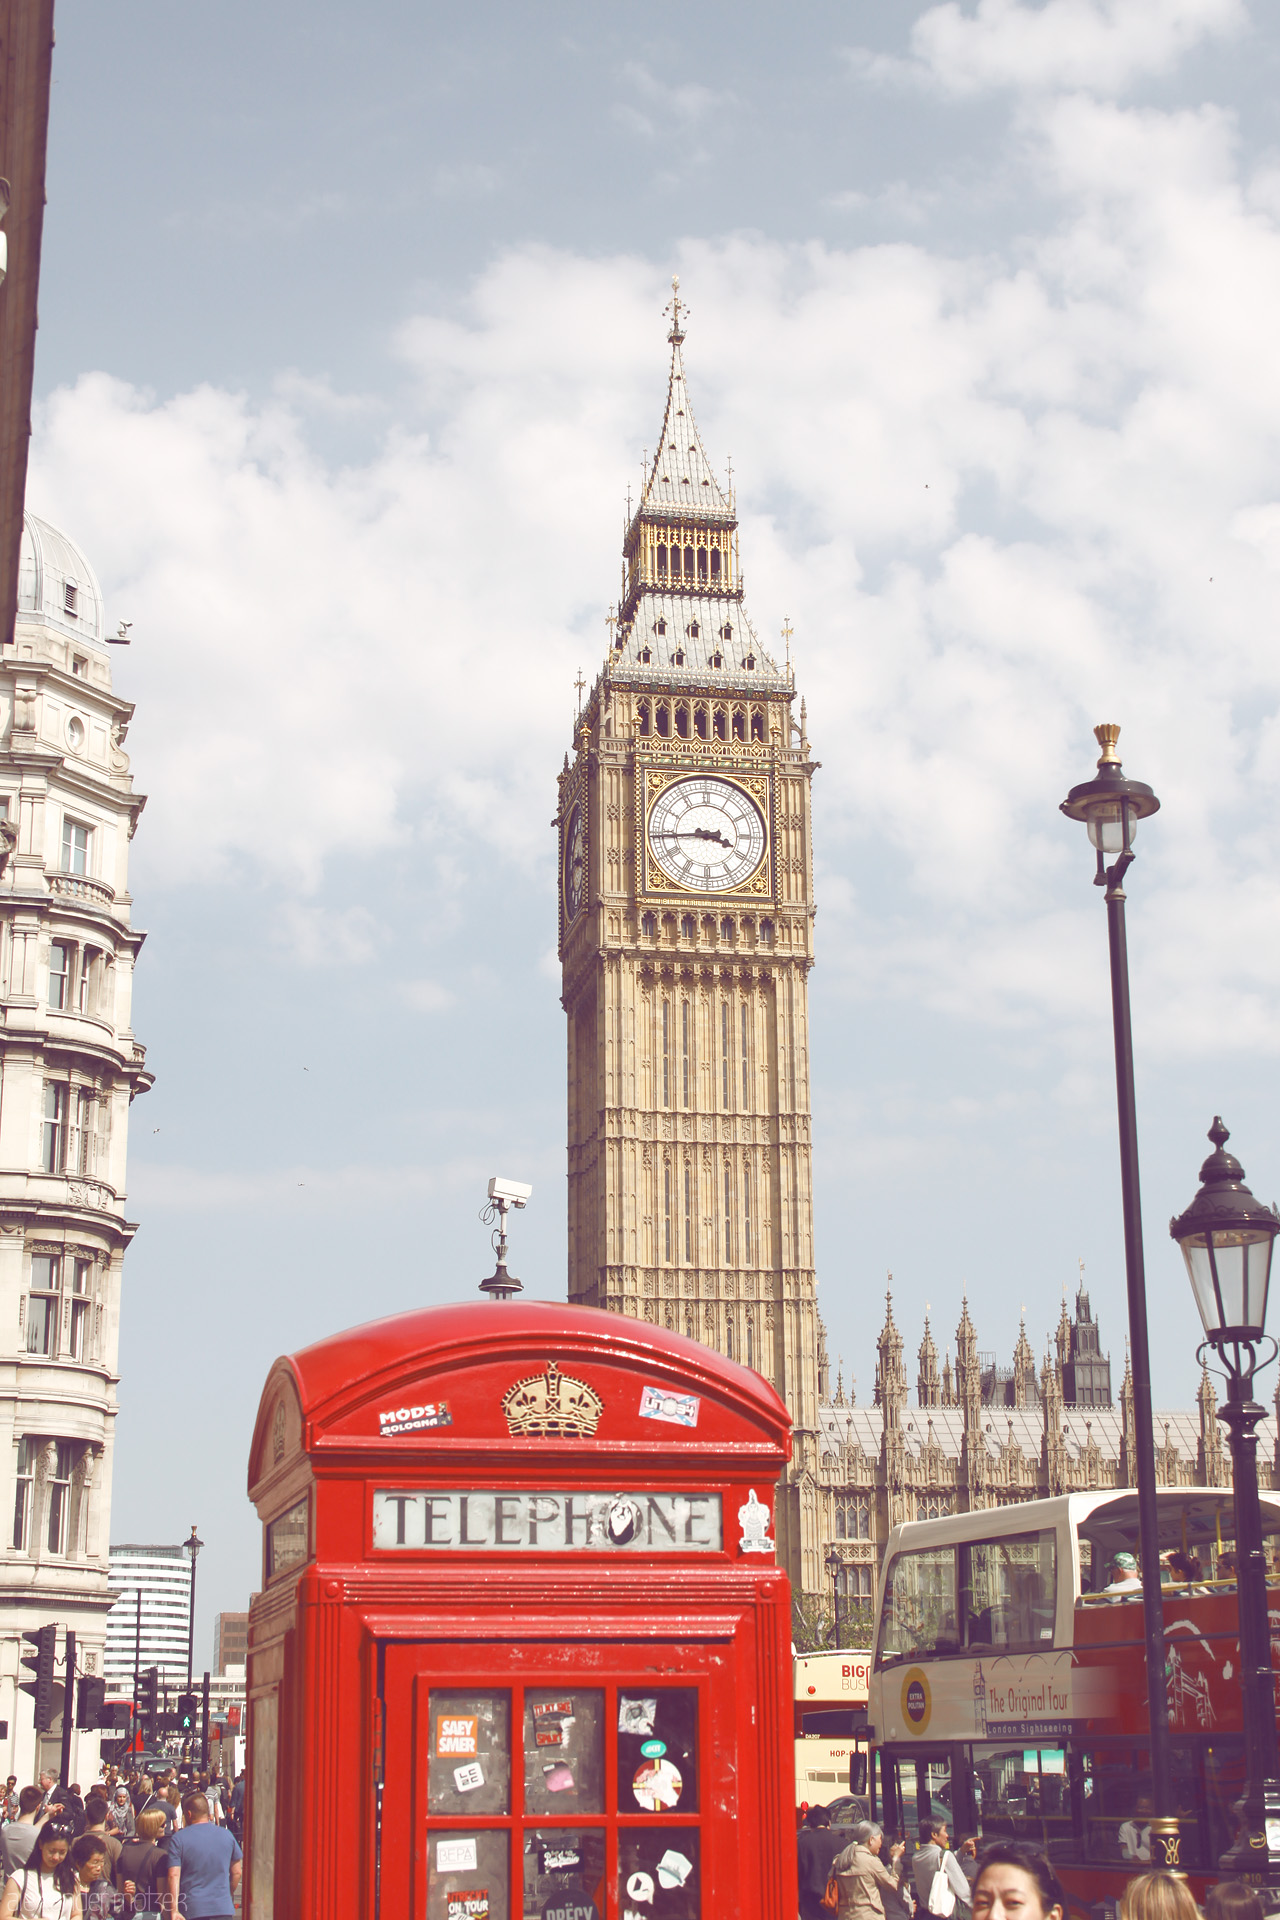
left=866, top=1488, right=1280, bottom=1909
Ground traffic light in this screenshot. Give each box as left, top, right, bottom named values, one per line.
left=76, top=1674, right=106, bottom=1730
left=176, top=1692, right=198, bottom=1731
left=19, top=1625, right=57, bottom=1732
left=138, top=1666, right=159, bottom=1739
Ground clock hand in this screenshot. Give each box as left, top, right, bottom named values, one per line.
left=658, top=828, right=731, bottom=847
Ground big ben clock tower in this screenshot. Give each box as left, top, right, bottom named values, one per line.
left=556, top=283, right=825, bottom=1588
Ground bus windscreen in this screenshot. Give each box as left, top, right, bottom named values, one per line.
left=875, top=1529, right=1056, bottom=1666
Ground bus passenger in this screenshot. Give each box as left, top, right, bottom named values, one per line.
left=1118, top=1795, right=1152, bottom=1862
left=1119, top=1873, right=1200, bottom=1920
left=832, top=1820, right=908, bottom=1920
left=971, top=1842, right=1066, bottom=1920
left=1104, top=1552, right=1143, bottom=1593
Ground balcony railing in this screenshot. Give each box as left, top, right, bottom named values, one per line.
left=48, top=872, right=115, bottom=907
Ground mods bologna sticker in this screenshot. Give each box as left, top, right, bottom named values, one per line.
left=379, top=1399, right=452, bottom=1435
left=900, top=1667, right=932, bottom=1735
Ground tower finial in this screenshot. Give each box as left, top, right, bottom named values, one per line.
left=666, top=274, right=686, bottom=345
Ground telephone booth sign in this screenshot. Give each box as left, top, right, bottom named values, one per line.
left=246, top=1299, right=795, bottom=1920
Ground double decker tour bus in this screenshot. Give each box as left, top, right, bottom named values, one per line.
left=795, top=1649, right=873, bottom=1810
left=866, top=1488, right=1280, bottom=1910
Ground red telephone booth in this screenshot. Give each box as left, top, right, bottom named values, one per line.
left=245, top=1299, right=795, bottom=1920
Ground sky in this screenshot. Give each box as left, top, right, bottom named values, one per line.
left=24, top=0, right=1280, bottom=1657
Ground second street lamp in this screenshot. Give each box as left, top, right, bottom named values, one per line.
left=1060, top=723, right=1178, bottom=1866
left=825, top=1547, right=842, bottom=1648
left=183, top=1523, right=203, bottom=1696
left=1171, top=1119, right=1280, bottom=1895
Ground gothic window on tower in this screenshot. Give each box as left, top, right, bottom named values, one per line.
left=641, top=912, right=656, bottom=940
left=688, top=622, right=699, bottom=639
left=745, top=654, right=756, bottom=672
left=656, top=619, right=667, bottom=635
left=710, top=549, right=721, bottom=579
left=750, top=706, right=764, bottom=738
left=675, top=703, right=690, bottom=738
left=697, top=549, right=708, bottom=581
left=638, top=699, right=651, bottom=735
left=657, top=545, right=668, bottom=577
left=672, top=651, right=685, bottom=669
left=683, top=1163, right=693, bottom=1262
left=713, top=706, right=727, bottom=741
left=638, top=647, right=651, bottom=666
left=741, top=1002, right=751, bottom=1108
left=719, top=916, right=734, bottom=943
left=710, top=651, right=723, bottom=669
left=681, top=1000, right=691, bottom=1105
left=721, top=625, right=733, bottom=643
left=694, top=703, right=708, bottom=739
left=760, top=919, right=774, bottom=947
left=661, top=999, right=671, bottom=1108
left=663, top=1161, right=673, bottom=1263
left=732, top=705, right=746, bottom=741
left=656, top=702, right=670, bottom=737
left=684, top=547, right=694, bottom=579
left=721, top=1002, right=730, bottom=1108
left=918, top=1493, right=952, bottom=1521
left=725, top=1318, right=734, bottom=1359
left=723, top=1165, right=732, bottom=1259
left=744, top=1173, right=752, bottom=1261
left=680, top=914, right=695, bottom=942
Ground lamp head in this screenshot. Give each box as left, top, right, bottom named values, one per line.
left=1170, top=1118, right=1280, bottom=1347
left=1060, top=723, right=1160, bottom=855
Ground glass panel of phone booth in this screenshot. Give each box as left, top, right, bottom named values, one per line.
left=388, top=1646, right=723, bottom=1920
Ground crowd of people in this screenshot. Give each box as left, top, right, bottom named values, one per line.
left=0, top=1761, right=245, bottom=1917
left=798, top=1810, right=1268, bottom=1920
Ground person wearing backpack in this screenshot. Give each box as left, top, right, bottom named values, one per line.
left=912, top=1820, right=971, bottom=1920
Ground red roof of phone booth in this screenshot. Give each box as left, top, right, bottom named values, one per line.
left=265, top=1297, right=790, bottom=1442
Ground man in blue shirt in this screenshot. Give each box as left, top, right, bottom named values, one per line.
left=167, top=1792, right=243, bottom=1920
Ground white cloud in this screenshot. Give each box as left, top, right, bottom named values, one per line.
left=847, top=0, right=1246, bottom=98
left=400, top=978, right=455, bottom=1013
left=28, top=69, right=1280, bottom=1060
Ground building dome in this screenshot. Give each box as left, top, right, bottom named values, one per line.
left=16, top=510, right=105, bottom=646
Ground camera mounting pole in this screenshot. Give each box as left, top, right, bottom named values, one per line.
left=479, top=1176, right=532, bottom=1300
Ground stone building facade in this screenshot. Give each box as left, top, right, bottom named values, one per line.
left=816, top=1287, right=1278, bottom=1628
left=0, top=513, right=150, bottom=1775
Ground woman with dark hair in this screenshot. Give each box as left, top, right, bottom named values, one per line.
left=68, top=1836, right=112, bottom=1919
left=971, top=1842, right=1066, bottom=1920
left=1205, top=1885, right=1266, bottom=1920
left=0, top=1819, right=82, bottom=1917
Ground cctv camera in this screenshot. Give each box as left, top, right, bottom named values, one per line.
left=488, top=1175, right=532, bottom=1207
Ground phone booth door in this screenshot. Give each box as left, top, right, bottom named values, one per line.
left=381, top=1632, right=751, bottom=1920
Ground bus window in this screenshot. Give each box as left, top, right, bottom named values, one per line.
left=1074, top=1741, right=1221, bottom=1871
left=876, top=1546, right=959, bottom=1664
left=966, top=1532, right=1056, bottom=1650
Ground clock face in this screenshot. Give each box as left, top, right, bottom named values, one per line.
left=563, top=802, right=585, bottom=919
left=648, top=777, right=767, bottom=892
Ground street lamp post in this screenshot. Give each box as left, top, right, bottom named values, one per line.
left=1170, top=1119, right=1280, bottom=1895
left=1060, top=723, right=1179, bottom=1867
left=183, top=1524, right=203, bottom=1697
left=825, top=1548, right=842, bottom=1648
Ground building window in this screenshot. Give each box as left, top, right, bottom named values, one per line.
left=12, top=1439, right=32, bottom=1551
left=680, top=914, right=695, bottom=941
left=721, top=1002, right=730, bottom=1108
left=741, top=1002, right=750, bottom=1108
left=42, top=1084, right=67, bottom=1172
left=681, top=1000, right=690, bottom=1107
left=710, top=550, right=721, bottom=579
left=683, top=1162, right=693, bottom=1263
left=746, top=1319, right=755, bottom=1369
left=663, top=1163, right=672, bottom=1264
left=750, top=706, right=765, bottom=738
left=672, top=650, right=685, bottom=667
left=62, top=818, right=91, bottom=875
left=49, top=943, right=71, bottom=1010
left=26, top=1256, right=59, bottom=1355
left=638, top=700, right=651, bottom=736
left=638, top=647, right=651, bottom=665
left=69, top=1088, right=97, bottom=1176
left=68, top=1261, right=91, bottom=1361
left=719, top=916, right=733, bottom=943
left=744, top=1171, right=752, bottom=1263
left=71, top=655, right=88, bottom=679
left=641, top=912, right=656, bottom=939
left=838, top=1564, right=873, bottom=1603
left=745, top=654, right=756, bottom=671
left=78, top=946, right=100, bottom=1014
left=656, top=545, right=667, bottom=577
left=47, top=1442, right=73, bottom=1555
left=64, top=582, right=78, bottom=617
left=760, top=919, right=774, bottom=947
left=661, top=999, right=670, bottom=1109
left=723, top=1165, right=732, bottom=1262
left=656, top=620, right=666, bottom=636
left=725, top=1319, right=734, bottom=1359
left=836, top=1497, right=871, bottom=1541
left=918, top=1493, right=952, bottom=1521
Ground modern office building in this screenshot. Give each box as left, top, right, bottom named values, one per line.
left=104, top=1544, right=191, bottom=1693
left=213, top=1609, right=249, bottom=1675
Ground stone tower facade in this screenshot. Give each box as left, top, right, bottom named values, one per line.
left=0, top=513, right=150, bottom=1778
left=557, top=286, right=823, bottom=1589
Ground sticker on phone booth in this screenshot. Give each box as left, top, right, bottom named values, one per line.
left=619, top=1833, right=698, bottom=1920
left=638, top=1385, right=700, bottom=1428
left=453, top=1762, right=485, bottom=1793
left=445, top=1891, right=488, bottom=1919
left=617, top=1696, right=657, bottom=1736
left=437, top=1715, right=479, bottom=1757
left=437, top=1838, right=478, bottom=1874
left=532, top=1699, right=574, bottom=1746
left=632, top=1758, right=682, bottom=1811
